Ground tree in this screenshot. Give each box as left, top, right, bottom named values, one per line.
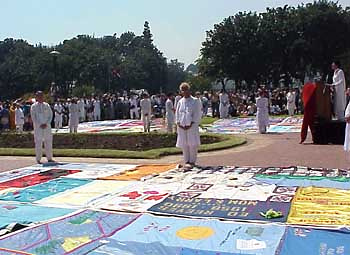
left=186, top=74, right=212, bottom=93
left=142, top=21, right=153, bottom=46
left=199, top=0, right=350, bottom=89
left=166, top=59, right=187, bottom=92
left=0, top=21, right=170, bottom=99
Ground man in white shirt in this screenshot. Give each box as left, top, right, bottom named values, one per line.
left=68, top=98, right=80, bottom=133
left=30, top=91, right=54, bottom=164
left=15, top=103, right=24, bottom=133
left=176, top=83, right=202, bottom=167
left=93, top=97, right=101, bottom=121
left=344, top=88, right=350, bottom=151
left=77, top=98, right=86, bottom=123
left=129, top=95, right=139, bottom=119
left=219, top=90, right=229, bottom=118
left=286, top=89, right=296, bottom=116
left=54, top=99, right=63, bottom=129
left=328, top=61, right=346, bottom=120
left=140, top=93, right=152, bottom=132
left=174, top=93, right=182, bottom=111
left=165, top=93, right=175, bottom=133
left=256, top=90, right=269, bottom=134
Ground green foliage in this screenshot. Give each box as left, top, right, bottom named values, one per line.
left=0, top=22, right=169, bottom=99
left=71, top=85, right=96, bottom=98
left=187, top=74, right=212, bottom=93
left=200, top=117, right=219, bottom=126
left=199, top=0, right=350, bottom=87
left=166, top=59, right=187, bottom=92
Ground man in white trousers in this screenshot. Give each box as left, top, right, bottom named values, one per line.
left=219, top=90, right=229, bottom=118
left=165, top=93, right=175, bottom=133
left=129, top=94, right=139, bottom=119
left=256, top=90, right=269, bottom=134
left=30, top=91, right=54, bottom=164
left=93, top=97, right=101, bottom=121
left=68, top=98, right=80, bottom=133
left=344, top=89, right=350, bottom=152
left=176, top=83, right=202, bottom=167
left=54, top=99, right=63, bottom=129
left=328, top=61, right=346, bottom=120
left=77, top=98, right=86, bottom=123
left=140, top=93, right=152, bottom=132
left=286, top=89, right=296, bottom=116
left=15, top=103, right=24, bottom=133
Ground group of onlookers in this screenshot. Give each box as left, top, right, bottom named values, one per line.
left=206, top=88, right=301, bottom=118
left=0, top=87, right=303, bottom=133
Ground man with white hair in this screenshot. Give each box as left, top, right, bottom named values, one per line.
left=176, top=82, right=202, bottom=167
left=30, top=91, right=54, bottom=164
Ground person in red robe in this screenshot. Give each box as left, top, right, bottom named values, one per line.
left=300, top=82, right=317, bottom=144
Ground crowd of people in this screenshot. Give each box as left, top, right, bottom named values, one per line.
left=1, top=61, right=348, bottom=169
left=0, top=87, right=302, bottom=133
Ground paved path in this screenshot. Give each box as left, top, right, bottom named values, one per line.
left=0, top=132, right=348, bottom=172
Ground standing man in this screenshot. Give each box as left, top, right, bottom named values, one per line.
left=68, top=98, right=80, bottom=133
left=77, top=98, right=86, bottom=123
left=211, top=91, right=220, bottom=118
left=219, top=89, right=229, bottom=118
left=15, top=103, right=24, bottom=133
left=54, top=99, right=63, bottom=130
left=140, top=93, right=152, bottom=132
left=176, top=83, right=202, bottom=167
left=328, top=61, right=346, bottom=120
left=256, top=90, right=269, bottom=134
left=286, top=89, right=296, bottom=116
left=129, top=94, right=139, bottom=119
left=93, top=97, right=101, bottom=121
left=30, top=91, right=54, bottom=164
left=174, top=92, right=182, bottom=111
left=344, top=89, right=350, bottom=151
left=165, top=93, right=175, bottom=133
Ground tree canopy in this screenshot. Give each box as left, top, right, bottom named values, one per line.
left=0, top=21, right=186, bottom=99
left=199, top=0, right=350, bottom=88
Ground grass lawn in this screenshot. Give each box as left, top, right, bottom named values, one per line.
left=200, top=117, right=219, bottom=127
left=0, top=133, right=246, bottom=159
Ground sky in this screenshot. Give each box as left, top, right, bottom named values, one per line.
left=1, top=0, right=350, bottom=66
